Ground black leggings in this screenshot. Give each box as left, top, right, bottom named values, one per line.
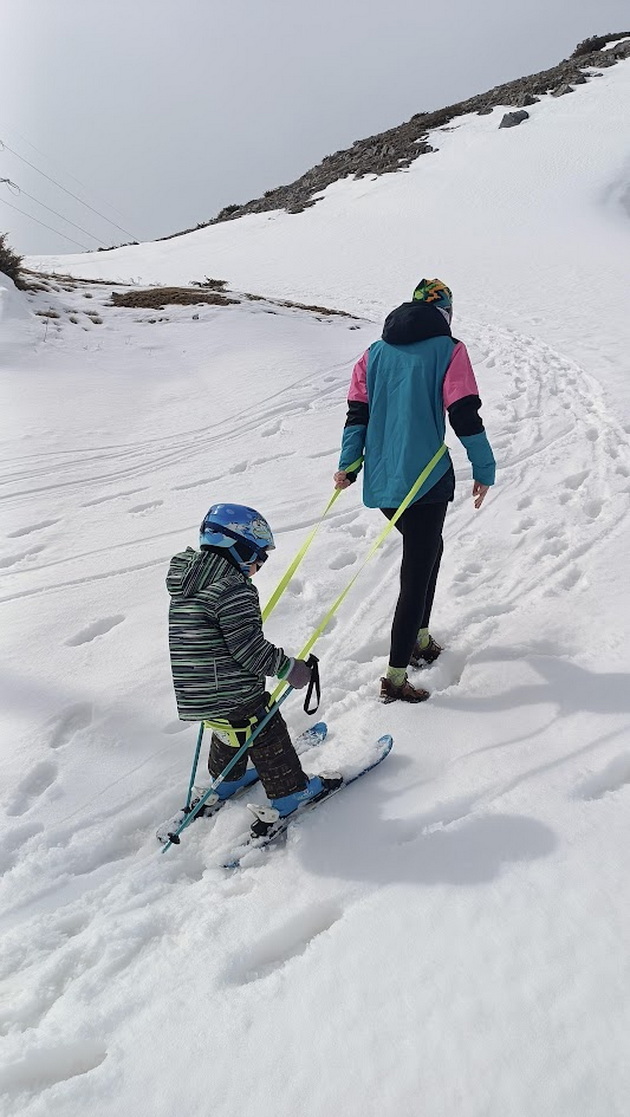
left=381, top=500, right=448, bottom=668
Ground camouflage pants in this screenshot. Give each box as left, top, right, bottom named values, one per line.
left=207, top=704, right=307, bottom=800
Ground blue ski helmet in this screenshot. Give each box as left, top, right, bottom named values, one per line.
left=199, top=503, right=275, bottom=574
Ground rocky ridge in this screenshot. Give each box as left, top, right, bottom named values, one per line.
left=159, top=33, right=630, bottom=240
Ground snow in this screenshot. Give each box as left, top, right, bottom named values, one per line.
left=0, top=274, right=39, bottom=363
left=2, top=59, right=630, bottom=1117
left=601, top=37, right=630, bottom=50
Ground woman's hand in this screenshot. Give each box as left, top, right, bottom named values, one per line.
left=473, top=481, right=490, bottom=509
left=333, top=470, right=354, bottom=490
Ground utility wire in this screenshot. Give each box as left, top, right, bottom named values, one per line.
left=0, top=196, right=90, bottom=250
left=0, top=119, right=130, bottom=221
left=0, top=177, right=108, bottom=246
left=0, top=138, right=139, bottom=242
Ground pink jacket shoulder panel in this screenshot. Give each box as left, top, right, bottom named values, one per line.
left=443, top=342, right=479, bottom=409
left=347, top=351, right=369, bottom=403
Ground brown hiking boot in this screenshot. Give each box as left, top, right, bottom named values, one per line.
left=409, top=636, right=443, bottom=668
left=379, top=675, right=430, bottom=704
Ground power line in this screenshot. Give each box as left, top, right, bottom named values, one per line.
left=0, top=138, right=139, bottom=243
left=1, top=177, right=109, bottom=246
left=0, top=119, right=130, bottom=221
left=0, top=196, right=90, bottom=250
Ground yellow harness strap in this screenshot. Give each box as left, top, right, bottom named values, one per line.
left=203, top=712, right=259, bottom=748
left=262, top=456, right=364, bottom=622
left=269, top=442, right=448, bottom=704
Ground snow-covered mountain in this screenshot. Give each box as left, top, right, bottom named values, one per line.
left=1, top=43, right=630, bottom=1117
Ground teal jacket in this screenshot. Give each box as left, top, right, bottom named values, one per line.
left=338, top=302, right=495, bottom=508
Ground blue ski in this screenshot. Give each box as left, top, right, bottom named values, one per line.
left=156, top=721, right=327, bottom=846
left=223, top=733, right=393, bottom=869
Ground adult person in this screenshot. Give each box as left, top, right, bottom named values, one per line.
left=334, top=279, right=496, bottom=703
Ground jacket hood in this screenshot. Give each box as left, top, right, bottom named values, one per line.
left=382, top=301, right=452, bottom=346
left=166, top=547, right=241, bottom=599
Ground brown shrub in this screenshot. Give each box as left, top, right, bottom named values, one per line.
left=572, top=32, right=630, bottom=57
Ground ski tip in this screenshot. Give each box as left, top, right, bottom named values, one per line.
left=312, top=721, right=327, bottom=738
left=377, top=733, right=394, bottom=755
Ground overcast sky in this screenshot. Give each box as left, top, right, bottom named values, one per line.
left=1, top=0, right=628, bottom=256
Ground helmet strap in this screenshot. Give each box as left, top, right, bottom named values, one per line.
left=228, top=545, right=254, bottom=576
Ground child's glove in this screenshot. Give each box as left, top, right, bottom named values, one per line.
left=282, top=657, right=312, bottom=689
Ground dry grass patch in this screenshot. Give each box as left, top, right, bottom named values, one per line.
left=110, top=287, right=239, bottom=310
left=243, top=293, right=357, bottom=318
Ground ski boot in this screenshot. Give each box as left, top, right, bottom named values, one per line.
left=248, top=773, right=343, bottom=839
left=409, top=636, right=442, bottom=668
left=379, top=674, right=430, bottom=704
left=192, top=767, right=259, bottom=817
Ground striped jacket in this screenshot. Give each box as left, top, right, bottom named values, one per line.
left=167, top=548, right=287, bottom=721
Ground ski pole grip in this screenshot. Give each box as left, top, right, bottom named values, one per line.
left=303, top=654, right=321, bottom=714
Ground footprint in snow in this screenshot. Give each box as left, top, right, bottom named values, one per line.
left=0, top=1040, right=107, bottom=1096
left=393, top=792, right=481, bottom=844
left=354, top=636, right=390, bottom=663
left=6, top=519, right=59, bottom=538
left=557, top=567, right=582, bottom=591
left=5, top=760, right=58, bottom=817
left=162, top=720, right=190, bottom=735
left=129, top=500, right=163, bottom=514
left=0, top=820, right=44, bottom=875
left=0, top=544, right=46, bottom=569
left=563, top=470, right=588, bottom=491
left=172, top=476, right=218, bottom=491
left=66, top=615, right=124, bottom=646
left=82, top=487, right=147, bottom=507
left=223, top=901, right=344, bottom=985
left=453, top=562, right=482, bottom=583
left=48, top=702, right=93, bottom=748
left=573, top=754, right=630, bottom=801
left=511, top=516, right=535, bottom=535
left=308, top=447, right=338, bottom=460
left=329, top=550, right=357, bottom=570
left=583, top=498, right=603, bottom=520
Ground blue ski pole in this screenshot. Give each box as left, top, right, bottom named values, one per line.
left=184, top=722, right=205, bottom=811
left=161, top=687, right=294, bottom=853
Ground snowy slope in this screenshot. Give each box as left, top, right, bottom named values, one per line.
left=32, top=59, right=630, bottom=405
left=1, top=57, right=629, bottom=1117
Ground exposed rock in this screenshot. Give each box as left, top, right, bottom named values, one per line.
left=156, top=33, right=630, bottom=242
left=552, top=84, right=575, bottom=96
left=499, top=110, right=530, bottom=128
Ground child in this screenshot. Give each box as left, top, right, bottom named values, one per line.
left=167, top=502, right=334, bottom=827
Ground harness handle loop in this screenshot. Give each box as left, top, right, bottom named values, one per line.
left=303, top=654, right=321, bottom=714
